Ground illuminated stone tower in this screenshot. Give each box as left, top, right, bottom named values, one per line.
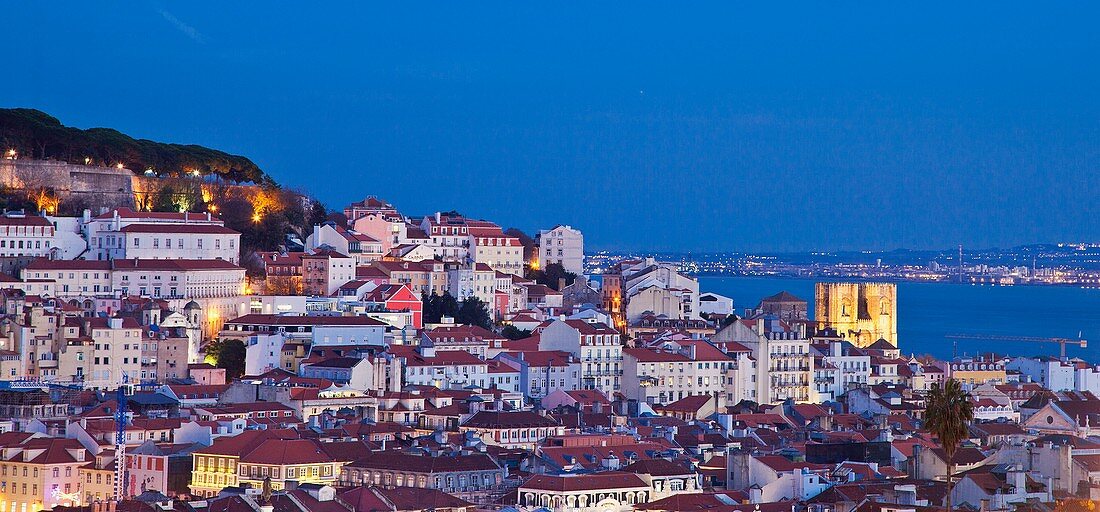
left=814, top=282, right=897, bottom=348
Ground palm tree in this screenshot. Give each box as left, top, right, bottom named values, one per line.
left=924, top=378, right=974, bottom=512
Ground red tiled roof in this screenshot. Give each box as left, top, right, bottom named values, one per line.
left=118, top=223, right=238, bottom=234
left=346, top=450, right=499, bottom=472
left=655, top=394, right=713, bottom=414
left=463, top=410, right=560, bottom=429
left=0, top=214, right=51, bottom=227
left=93, top=207, right=220, bottom=222
left=238, top=438, right=335, bottom=465
left=522, top=472, right=648, bottom=492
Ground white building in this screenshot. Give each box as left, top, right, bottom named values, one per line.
left=810, top=335, right=870, bottom=402
left=399, top=343, right=490, bottom=390
left=222, top=314, right=386, bottom=346
left=84, top=208, right=233, bottom=261
left=619, top=258, right=700, bottom=321
left=715, top=317, right=814, bottom=403
left=447, top=263, right=498, bottom=305
left=538, top=319, right=622, bottom=396
left=1006, top=356, right=1075, bottom=392
left=113, top=224, right=241, bottom=264
left=45, top=215, right=88, bottom=259
left=111, top=259, right=246, bottom=300
left=494, top=350, right=582, bottom=400
left=244, top=332, right=287, bottom=376
left=0, top=211, right=59, bottom=258
left=21, top=258, right=246, bottom=302
left=467, top=222, right=523, bottom=276
left=305, top=222, right=383, bottom=264
left=698, top=292, right=734, bottom=317
left=420, top=213, right=471, bottom=263
left=622, top=339, right=734, bottom=407
left=537, top=225, right=584, bottom=275
left=21, top=259, right=113, bottom=298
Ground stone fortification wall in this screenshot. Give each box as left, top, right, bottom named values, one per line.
left=0, top=159, right=136, bottom=210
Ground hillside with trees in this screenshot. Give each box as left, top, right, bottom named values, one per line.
left=0, top=108, right=271, bottom=184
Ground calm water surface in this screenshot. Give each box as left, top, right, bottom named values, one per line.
left=697, top=276, right=1100, bottom=362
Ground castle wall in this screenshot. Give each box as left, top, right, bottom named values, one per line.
left=0, top=160, right=135, bottom=210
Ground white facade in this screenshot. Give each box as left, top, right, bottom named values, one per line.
left=1006, top=357, right=1075, bottom=392
left=811, top=339, right=870, bottom=402
left=447, top=264, right=498, bottom=305
left=0, top=212, right=58, bottom=258
left=84, top=208, right=232, bottom=261
left=306, top=222, right=383, bottom=264
left=114, top=224, right=240, bottom=264
left=698, top=292, right=734, bottom=317
left=420, top=213, right=471, bottom=263
left=45, top=215, right=87, bottom=259
left=311, top=324, right=386, bottom=347
left=715, top=318, right=814, bottom=403
left=537, top=225, right=584, bottom=275
left=112, top=260, right=247, bottom=300
left=469, top=235, right=524, bottom=276
left=244, top=332, right=287, bottom=376
left=622, top=340, right=733, bottom=407
left=538, top=320, right=622, bottom=396
left=620, top=258, right=701, bottom=320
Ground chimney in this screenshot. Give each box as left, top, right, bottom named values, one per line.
left=1010, top=465, right=1026, bottom=493
left=748, top=485, right=762, bottom=504
left=435, top=212, right=441, bottom=223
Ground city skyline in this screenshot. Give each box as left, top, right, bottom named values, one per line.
left=3, top=3, right=1099, bottom=253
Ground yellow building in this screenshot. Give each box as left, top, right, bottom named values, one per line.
left=190, top=430, right=292, bottom=497
left=0, top=433, right=92, bottom=512
left=815, top=282, right=897, bottom=348
left=236, top=438, right=348, bottom=491
left=949, top=356, right=1007, bottom=387
left=77, top=453, right=116, bottom=505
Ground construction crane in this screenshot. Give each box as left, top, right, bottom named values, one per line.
left=114, top=376, right=130, bottom=502
left=945, top=333, right=1087, bottom=360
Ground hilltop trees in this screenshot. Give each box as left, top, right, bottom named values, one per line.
left=0, top=108, right=271, bottom=184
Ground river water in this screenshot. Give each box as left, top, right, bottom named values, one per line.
left=697, top=276, right=1100, bottom=362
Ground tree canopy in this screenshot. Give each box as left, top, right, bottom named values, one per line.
left=0, top=108, right=270, bottom=184
left=527, top=262, right=577, bottom=291
left=208, top=338, right=248, bottom=381
left=422, top=292, right=493, bottom=329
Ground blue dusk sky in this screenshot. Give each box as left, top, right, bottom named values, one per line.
left=2, top=3, right=1098, bottom=252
